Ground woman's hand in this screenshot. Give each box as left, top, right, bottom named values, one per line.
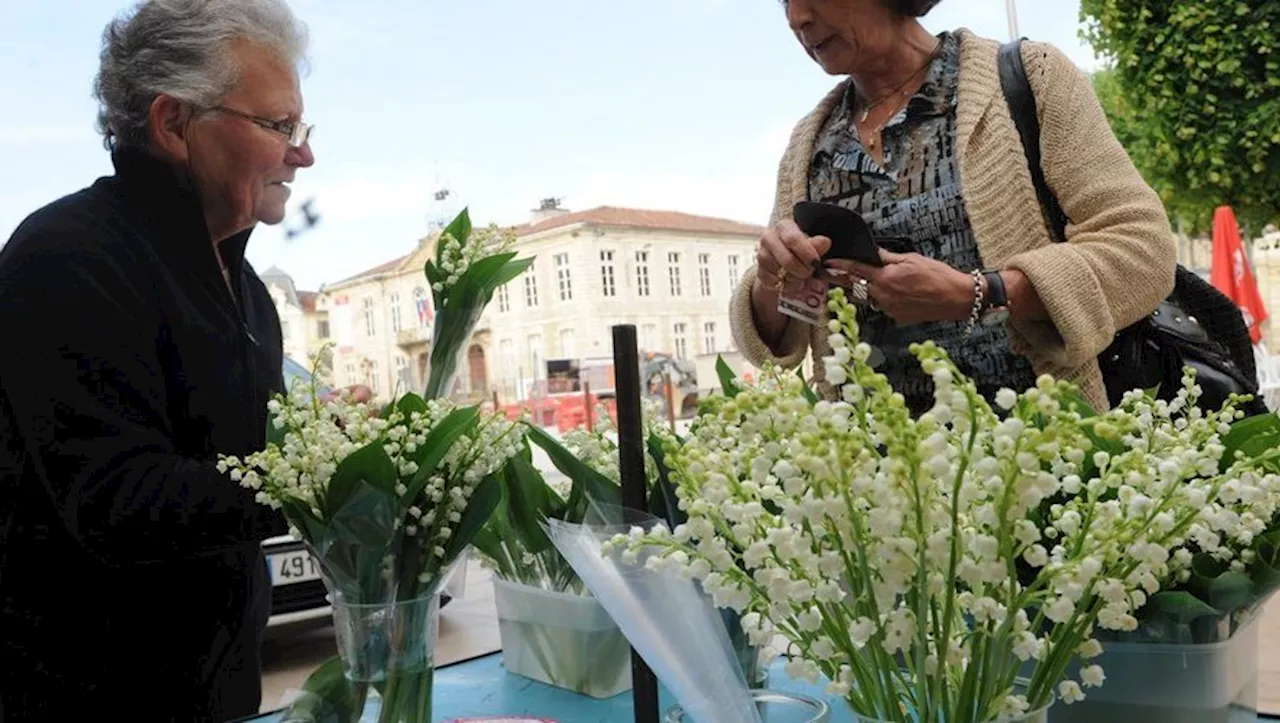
left=827, top=250, right=975, bottom=326
left=319, top=384, right=374, bottom=405
left=750, top=220, right=832, bottom=347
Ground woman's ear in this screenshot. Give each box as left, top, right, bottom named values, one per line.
left=146, top=94, right=194, bottom=163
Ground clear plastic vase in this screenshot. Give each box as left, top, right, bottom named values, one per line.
left=664, top=690, right=831, bottom=723
left=330, top=592, right=440, bottom=723
left=423, top=304, right=484, bottom=400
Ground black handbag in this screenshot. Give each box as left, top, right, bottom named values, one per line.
left=997, top=39, right=1267, bottom=416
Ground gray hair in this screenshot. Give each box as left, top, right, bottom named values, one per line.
left=93, top=0, right=310, bottom=150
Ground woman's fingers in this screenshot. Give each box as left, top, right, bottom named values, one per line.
left=757, top=221, right=834, bottom=294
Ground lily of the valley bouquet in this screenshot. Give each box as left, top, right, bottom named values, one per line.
left=614, top=287, right=1280, bottom=723
left=218, top=209, right=533, bottom=723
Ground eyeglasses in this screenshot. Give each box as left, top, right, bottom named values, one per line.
left=208, top=105, right=313, bottom=147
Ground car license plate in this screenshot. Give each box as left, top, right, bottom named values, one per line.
left=269, top=549, right=322, bottom=586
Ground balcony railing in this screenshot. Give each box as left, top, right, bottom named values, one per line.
left=397, top=326, right=429, bottom=347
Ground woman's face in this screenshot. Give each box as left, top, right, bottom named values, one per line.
left=783, top=0, right=900, bottom=75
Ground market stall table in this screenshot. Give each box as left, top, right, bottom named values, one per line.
left=240, top=653, right=1280, bottom=723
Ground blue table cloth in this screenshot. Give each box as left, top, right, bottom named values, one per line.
left=245, top=654, right=844, bottom=722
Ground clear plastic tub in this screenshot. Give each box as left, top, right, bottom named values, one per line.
left=1049, top=616, right=1259, bottom=723
left=492, top=578, right=632, bottom=699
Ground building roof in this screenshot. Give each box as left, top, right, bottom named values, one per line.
left=321, top=205, right=764, bottom=289
left=297, top=290, right=319, bottom=313
left=329, top=255, right=410, bottom=286
left=510, top=206, right=765, bottom=238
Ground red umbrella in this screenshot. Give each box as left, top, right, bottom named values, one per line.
left=1210, top=206, right=1268, bottom=344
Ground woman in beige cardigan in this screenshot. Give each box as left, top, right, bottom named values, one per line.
left=732, top=0, right=1176, bottom=414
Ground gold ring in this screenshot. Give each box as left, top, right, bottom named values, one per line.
left=773, top=268, right=791, bottom=294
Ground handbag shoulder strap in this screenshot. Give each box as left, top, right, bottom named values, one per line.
left=997, top=39, right=1070, bottom=243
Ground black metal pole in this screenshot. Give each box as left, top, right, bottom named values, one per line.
left=613, top=324, right=660, bottom=723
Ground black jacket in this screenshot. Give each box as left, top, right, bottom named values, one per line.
left=0, top=147, right=286, bottom=722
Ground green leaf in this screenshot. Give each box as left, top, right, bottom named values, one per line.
left=395, top=393, right=430, bottom=418
left=1251, top=530, right=1280, bottom=598
left=501, top=454, right=558, bottom=553
left=715, top=355, right=743, bottom=398
left=797, top=367, right=818, bottom=405
left=266, top=416, right=287, bottom=447
left=280, top=498, right=325, bottom=543
left=443, top=472, right=503, bottom=563
left=280, top=656, right=365, bottom=723
left=442, top=208, right=473, bottom=251
left=525, top=423, right=621, bottom=515
left=324, top=441, right=398, bottom=515
left=1220, top=413, right=1280, bottom=471
left=1146, top=590, right=1222, bottom=624
left=489, top=257, right=535, bottom=289
left=1188, top=553, right=1255, bottom=614
left=402, top=406, right=481, bottom=501
left=1059, top=388, right=1098, bottom=418
left=647, top=432, right=686, bottom=527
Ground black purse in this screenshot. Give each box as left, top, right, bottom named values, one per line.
left=996, top=40, right=1267, bottom=416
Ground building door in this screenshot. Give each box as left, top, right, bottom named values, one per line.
left=468, top=344, right=487, bottom=393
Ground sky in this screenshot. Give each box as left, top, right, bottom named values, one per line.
left=0, top=0, right=1102, bottom=292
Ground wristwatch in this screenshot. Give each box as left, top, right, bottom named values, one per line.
left=980, top=270, right=1011, bottom=326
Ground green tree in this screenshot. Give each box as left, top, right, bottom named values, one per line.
left=1079, top=0, right=1280, bottom=233
left=1090, top=69, right=1214, bottom=233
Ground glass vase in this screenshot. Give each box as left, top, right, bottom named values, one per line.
left=663, top=689, right=831, bottom=723
left=330, top=592, right=440, bottom=723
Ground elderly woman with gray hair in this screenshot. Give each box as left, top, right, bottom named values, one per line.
left=732, top=0, right=1177, bottom=416
left=0, top=1, right=318, bottom=719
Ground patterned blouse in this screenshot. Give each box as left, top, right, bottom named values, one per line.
left=807, top=31, right=1038, bottom=416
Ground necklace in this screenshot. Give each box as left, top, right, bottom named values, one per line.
left=855, top=39, right=943, bottom=124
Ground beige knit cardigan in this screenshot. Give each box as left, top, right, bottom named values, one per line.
left=730, top=29, right=1178, bottom=412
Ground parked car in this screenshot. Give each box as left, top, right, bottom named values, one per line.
left=261, top=357, right=459, bottom=626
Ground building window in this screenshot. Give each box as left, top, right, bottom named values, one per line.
left=317, top=319, right=330, bottom=338
left=635, top=251, right=650, bottom=297
left=500, top=338, right=515, bottom=378
left=281, top=319, right=291, bottom=340
left=698, top=253, right=712, bottom=297
left=367, top=360, right=380, bottom=394
left=394, top=355, right=409, bottom=390
left=555, top=252, right=572, bottom=301
left=524, top=263, right=540, bottom=308
left=673, top=322, right=688, bottom=360
left=362, top=297, right=375, bottom=336
left=344, top=363, right=356, bottom=386
left=667, top=252, right=682, bottom=297
left=497, top=284, right=511, bottom=312
left=641, top=323, right=657, bottom=351
left=560, top=328, right=576, bottom=358
left=528, top=334, right=544, bottom=380
left=389, top=292, right=402, bottom=333
left=600, top=250, right=616, bottom=298
left=728, top=254, right=741, bottom=292
left=703, top=321, right=717, bottom=354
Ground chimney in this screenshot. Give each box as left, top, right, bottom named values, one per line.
left=530, top=196, right=569, bottom=223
